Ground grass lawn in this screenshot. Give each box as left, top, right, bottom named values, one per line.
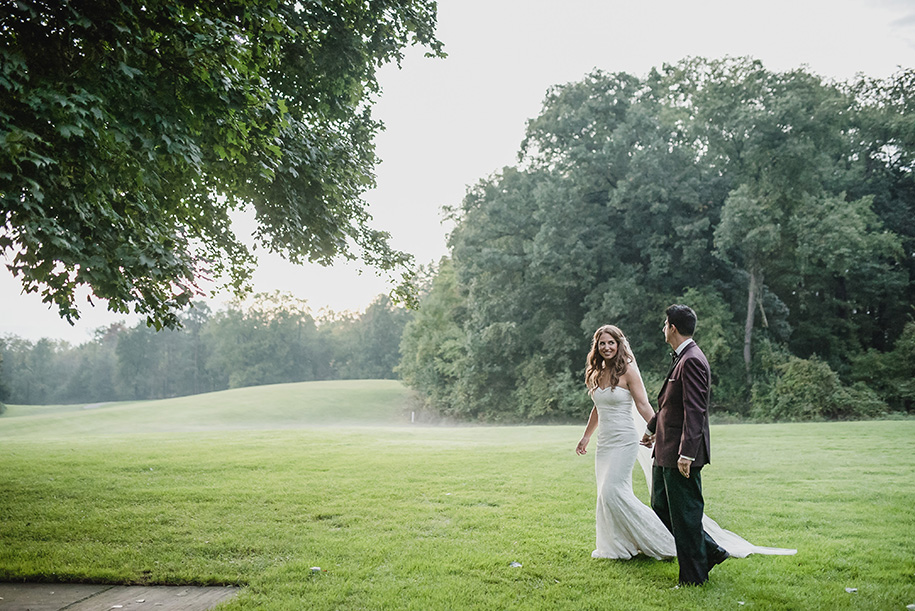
left=1, top=380, right=913, bottom=610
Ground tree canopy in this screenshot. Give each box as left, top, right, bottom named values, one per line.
left=0, top=0, right=442, bottom=328
left=401, top=58, right=915, bottom=422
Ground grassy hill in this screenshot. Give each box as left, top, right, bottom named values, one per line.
left=0, top=379, right=413, bottom=438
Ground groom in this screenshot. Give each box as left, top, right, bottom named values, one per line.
left=641, top=304, right=729, bottom=586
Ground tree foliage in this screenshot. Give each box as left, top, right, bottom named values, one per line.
left=0, top=0, right=442, bottom=328
left=849, top=321, right=915, bottom=412
left=751, top=350, right=887, bottom=421
left=401, top=58, right=914, bottom=422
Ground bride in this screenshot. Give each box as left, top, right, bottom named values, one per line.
left=575, top=324, right=795, bottom=560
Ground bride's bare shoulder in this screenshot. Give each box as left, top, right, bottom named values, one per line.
left=624, top=359, right=642, bottom=375
left=623, top=360, right=647, bottom=386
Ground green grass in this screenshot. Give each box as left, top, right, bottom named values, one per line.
left=1, top=380, right=913, bottom=610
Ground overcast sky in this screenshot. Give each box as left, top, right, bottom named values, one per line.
left=4, top=0, right=915, bottom=344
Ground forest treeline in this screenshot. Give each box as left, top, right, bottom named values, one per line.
left=0, top=292, right=410, bottom=406
left=3, top=58, right=915, bottom=422
left=398, top=58, right=915, bottom=422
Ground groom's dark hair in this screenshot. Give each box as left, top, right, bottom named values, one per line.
left=666, top=304, right=697, bottom=336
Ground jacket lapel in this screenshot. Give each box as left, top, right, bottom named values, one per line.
left=658, top=342, right=696, bottom=403
left=658, top=352, right=679, bottom=403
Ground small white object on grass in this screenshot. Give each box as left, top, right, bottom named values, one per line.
left=311, top=567, right=321, bottom=572
left=845, top=587, right=857, bottom=593
left=509, top=562, right=522, bottom=568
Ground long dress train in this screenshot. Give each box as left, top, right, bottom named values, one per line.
left=590, top=386, right=796, bottom=559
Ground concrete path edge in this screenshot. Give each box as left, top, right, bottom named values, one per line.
left=0, top=582, right=239, bottom=611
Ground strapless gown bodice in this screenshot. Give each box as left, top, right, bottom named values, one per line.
left=593, top=385, right=639, bottom=448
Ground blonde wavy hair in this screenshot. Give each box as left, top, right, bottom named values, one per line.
left=585, top=325, right=633, bottom=393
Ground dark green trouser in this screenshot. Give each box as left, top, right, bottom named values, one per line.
left=651, top=465, right=724, bottom=585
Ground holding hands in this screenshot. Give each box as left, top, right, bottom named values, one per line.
left=640, top=432, right=654, bottom=448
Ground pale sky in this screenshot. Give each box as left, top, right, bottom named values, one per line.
left=3, top=0, right=915, bottom=344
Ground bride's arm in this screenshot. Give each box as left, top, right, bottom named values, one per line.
left=576, top=406, right=599, bottom=455
left=625, top=363, right=656, bottom=423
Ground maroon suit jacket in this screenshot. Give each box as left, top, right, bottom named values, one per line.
left=646, top=341, right=711, bottom=469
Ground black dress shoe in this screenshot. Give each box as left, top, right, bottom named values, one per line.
left=708, top=550, right=730, bottom=571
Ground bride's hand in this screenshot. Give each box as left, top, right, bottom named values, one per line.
left=576, top=437, right=589, bottom=455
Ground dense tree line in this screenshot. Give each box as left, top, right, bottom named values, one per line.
left=399, top=58, right=915, bottom=422
left=0, top=292, right=410, bottom=405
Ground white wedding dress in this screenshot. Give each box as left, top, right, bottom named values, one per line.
left=591, top=385, right=796, bottom=560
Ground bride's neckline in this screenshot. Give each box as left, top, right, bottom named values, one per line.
left=595, top=385, right=631, bottom=393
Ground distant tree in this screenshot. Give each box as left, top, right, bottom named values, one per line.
left=398, top=258, right=469, bottom=416
left=330, top=294, right=412, bottom=379
left=0, top=336, right=62, bottom=404
left=115, top=323, right=163, bottom=399
left=0, top=0, right=442, bottom=329
left=850, top=320, right=915, bottom=412
left=0, top=351, right=9, bottom=405
left=447, top=168, right=558, bottom=419
left=203, top=292, right=321, bottom=388
left=115, top=303, right=218, bottom=399
left=60, top=323, right=122, bottom=402
left=316, top=310, right=359, bottom=378
left=114, top=303, right=216, bottom=399
left=178, top=302, right=216, bottom=396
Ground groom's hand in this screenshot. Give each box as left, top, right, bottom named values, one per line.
left=677, top=456, right=692, bottom=478
left=640, top=433, right=654, bottom=448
